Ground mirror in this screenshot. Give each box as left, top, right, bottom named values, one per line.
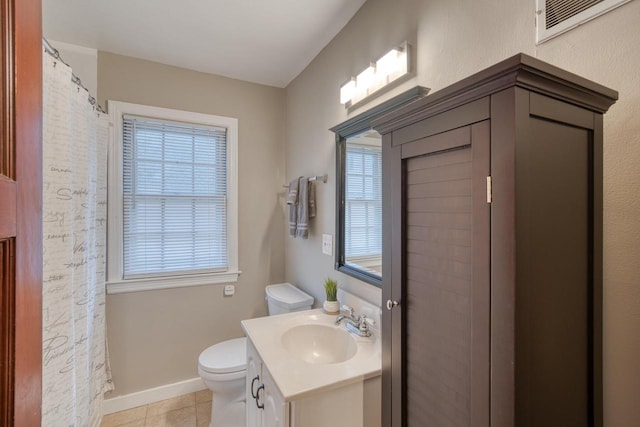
left=332, top=86, right=428, bottom=286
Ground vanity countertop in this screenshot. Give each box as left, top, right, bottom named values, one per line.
left=241, top=308, right=381, bottom=402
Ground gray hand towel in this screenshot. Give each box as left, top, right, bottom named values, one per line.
left=308, top=180, right=316, bottom=219
left=286, top=178, right=299, bottom=205
left=295, top=177, right=310, bottom=239
left=288, top=177, right=301, bottom=237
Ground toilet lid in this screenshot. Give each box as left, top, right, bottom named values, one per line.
left=265, top=283, right=314, bottom=309
left=198, top=337, right=247, bottom=374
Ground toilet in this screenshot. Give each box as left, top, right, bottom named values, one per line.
left=198, top=283, right=314, bottom=427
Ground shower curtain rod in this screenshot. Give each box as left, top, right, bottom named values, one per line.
left=42, top=37, right=106, bottom=113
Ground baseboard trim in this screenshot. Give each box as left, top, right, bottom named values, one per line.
left=103, top=377, right=206, bottom=414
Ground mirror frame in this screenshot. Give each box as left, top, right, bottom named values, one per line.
left=331, top=86, right=429, bottom=287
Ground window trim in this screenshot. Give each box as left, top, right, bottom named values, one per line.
left=106, top=101, right=239, bottom=294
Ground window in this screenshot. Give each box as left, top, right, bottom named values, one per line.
left=344, top=141, right=382, bottom=265
left=107, top=101, right=238, bottom=293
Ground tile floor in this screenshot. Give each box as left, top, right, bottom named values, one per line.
left=100, top=390, right=213, bottom=427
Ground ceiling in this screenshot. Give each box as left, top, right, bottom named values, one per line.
left=43, top=0, right=366, bottom=88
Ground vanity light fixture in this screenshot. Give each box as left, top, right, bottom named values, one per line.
left=339, top=78, right=356, bottom=104
left=340, top=42, right=410, bottom=108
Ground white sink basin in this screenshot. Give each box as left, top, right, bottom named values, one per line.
left=281, top=324, right=357, bottom=364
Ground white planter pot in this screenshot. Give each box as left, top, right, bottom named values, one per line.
left=323, top=300, right=340, bottom=315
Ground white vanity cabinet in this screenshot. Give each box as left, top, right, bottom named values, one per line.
left=246, top=340, right=287, bottom=427
left=246, top=336, right=367, bottom=427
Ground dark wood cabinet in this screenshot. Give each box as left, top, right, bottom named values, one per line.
left=373, top=54, right=617, bottom=427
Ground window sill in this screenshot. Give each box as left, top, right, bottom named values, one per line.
left=345, top=255, right=382, bottom=267
left=106, top=270, right=241, bottom=294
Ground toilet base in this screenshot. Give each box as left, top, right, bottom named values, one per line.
left=210, top=392, right=245, bottom=427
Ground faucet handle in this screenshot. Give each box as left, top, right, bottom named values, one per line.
left=341, top=305, right=355, bottom=316
left=358, top=314, right=374, bottom=337
left=360, top=314, right=375, bottom=326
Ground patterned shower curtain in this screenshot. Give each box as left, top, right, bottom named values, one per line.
left=42, top=48, right=113, bottom=426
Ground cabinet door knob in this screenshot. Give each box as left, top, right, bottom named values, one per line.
left=251, top=375, right=260, bottom=399
left=256, top=384, right=265, bottom=409
left=386, top=300, right=399, bottom=311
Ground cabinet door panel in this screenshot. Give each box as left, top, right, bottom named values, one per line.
left=246, top=341, right=262, bottom=427
left=396, top=122, right=490, bottom=427
left=261, top=370, right=287, bottom=427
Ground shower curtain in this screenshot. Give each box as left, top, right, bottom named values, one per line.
left=42, top=48, right=113, bottom=427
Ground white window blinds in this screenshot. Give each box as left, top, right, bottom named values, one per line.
left=345, top=143, right=382, bottom=258
left=122, top=115, right=228, bottom=278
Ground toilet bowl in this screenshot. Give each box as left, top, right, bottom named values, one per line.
left=198, top=338, right=247, bottom=427
left=198, top=283, right=313, bottom=427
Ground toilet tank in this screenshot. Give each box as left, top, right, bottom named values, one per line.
left=265, top=283, right=314, bottom=315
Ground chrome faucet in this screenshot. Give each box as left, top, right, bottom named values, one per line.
left=335, top=305, right=374, bottom=337
left=335, top=305, right=359, bottom=326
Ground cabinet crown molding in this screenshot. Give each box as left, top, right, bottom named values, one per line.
left=373, top=53, right=618, bottom=135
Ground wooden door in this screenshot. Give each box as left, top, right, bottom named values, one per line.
left=1, top=0, right=42, bottom=425
left=384, top=121, right=490, bottom=426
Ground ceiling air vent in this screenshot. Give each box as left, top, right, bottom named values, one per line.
left=536, top=0, right=632, bottom=43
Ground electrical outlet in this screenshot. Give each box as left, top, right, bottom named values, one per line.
left=322, top=234, right=333, bottom=256
left=224, top=284, right=235, bottom=296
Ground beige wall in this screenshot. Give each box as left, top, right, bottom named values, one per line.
left=284, top=0, right=640, bottom=425
left=98, top=52, right=286, bottom=396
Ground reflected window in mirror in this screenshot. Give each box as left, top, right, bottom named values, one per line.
left=332, top=86, right=428, bottom=287
left=344, top=131, right=382, bottom=276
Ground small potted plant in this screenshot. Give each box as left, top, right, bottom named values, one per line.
left=323, top=277, right=340, bottom=315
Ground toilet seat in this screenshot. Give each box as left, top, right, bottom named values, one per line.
left=198, top=337, right=247, bottom=375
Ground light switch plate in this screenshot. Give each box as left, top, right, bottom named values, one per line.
left=322, top=234, right=333, bottom=256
